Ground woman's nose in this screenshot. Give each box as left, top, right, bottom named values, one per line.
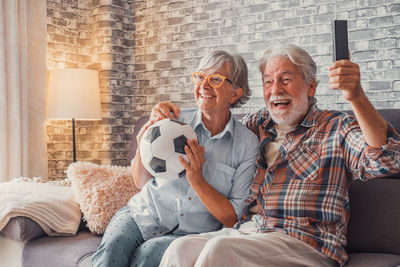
left=200, top=78, right=211, bottom=89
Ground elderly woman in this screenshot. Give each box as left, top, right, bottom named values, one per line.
left=91, top=51, right=259, bottom=267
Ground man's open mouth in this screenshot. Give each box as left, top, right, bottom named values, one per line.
left=271, top=100, right=291, bottom=107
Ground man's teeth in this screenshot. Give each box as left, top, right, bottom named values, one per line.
left=272, top=100, right=290, bottom=106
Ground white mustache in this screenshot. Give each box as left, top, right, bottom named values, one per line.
left=269, top=95, right=292, bottom=102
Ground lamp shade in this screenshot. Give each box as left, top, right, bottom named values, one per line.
left=47, top=69, right=102, bottom=120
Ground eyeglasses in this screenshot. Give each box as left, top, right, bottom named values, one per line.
left=192, top=72, right=233, bottom=89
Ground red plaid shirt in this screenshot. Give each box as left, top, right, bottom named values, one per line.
left=241, top=101, right=400, bottom=266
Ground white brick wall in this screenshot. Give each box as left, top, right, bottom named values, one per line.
left=132, top=0, right=400, bottom=113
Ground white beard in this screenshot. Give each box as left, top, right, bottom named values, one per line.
left=267, top=91, right=310, bottom=126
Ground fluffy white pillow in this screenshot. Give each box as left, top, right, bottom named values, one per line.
left=67, top=162, right=140, bottom=235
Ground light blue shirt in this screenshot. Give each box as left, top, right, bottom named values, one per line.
left=129, top=108, right=259, bottom=240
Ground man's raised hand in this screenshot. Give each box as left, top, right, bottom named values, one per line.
left=150, top=102, right=181, bottom=120
left=329, top=60, right=363, bottom=102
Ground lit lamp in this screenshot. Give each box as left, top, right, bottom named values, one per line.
left=47, top=69, right=102, bottom=162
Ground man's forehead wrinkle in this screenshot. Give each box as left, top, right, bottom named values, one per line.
left=263, top=70, right=296, bottom=78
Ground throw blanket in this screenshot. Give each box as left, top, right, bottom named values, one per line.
left=0, top=180, right=82, bottom=236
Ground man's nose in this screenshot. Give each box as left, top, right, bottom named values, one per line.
left=271, top=81, right=284, bottom=95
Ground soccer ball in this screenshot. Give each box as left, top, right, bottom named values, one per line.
left=139, top=118, right=197, bottom=179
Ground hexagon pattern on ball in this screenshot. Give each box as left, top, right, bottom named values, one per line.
left=139, top=118, right=197, bottom=179
left=145, top=126, right=161, bottom=143
left=173, top=135, right=188, bottom=154
left=149, top=157, right=166, bottom=173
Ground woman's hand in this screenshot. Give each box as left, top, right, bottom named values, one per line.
left=150, top=102, right=181, bottom=120
left=179, top=139, right=205, bottom=186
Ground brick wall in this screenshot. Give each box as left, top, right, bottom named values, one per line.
left=133, top=0, right=400, bottom=113
left=47, top=0, right=138, bottom=179
left=47, top=0, right=400, bottom=179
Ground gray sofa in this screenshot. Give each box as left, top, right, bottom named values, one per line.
left=5, top=109, right=400, bottom=267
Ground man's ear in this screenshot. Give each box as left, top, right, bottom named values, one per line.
left=307, top=79, right=317, bottom=97
left=230, top=87, right=244, bottom=104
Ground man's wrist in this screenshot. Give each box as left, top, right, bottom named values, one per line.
left=347, top=87, right=366, bottom=104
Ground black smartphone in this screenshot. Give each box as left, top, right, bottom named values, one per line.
left=333, top=20, right=349, bottom=61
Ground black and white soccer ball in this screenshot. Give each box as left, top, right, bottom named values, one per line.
left=139, top=118, right=197, bottom=179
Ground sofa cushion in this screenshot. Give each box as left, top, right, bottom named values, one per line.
left=22, top=232, right=101, bottom=267
left=67, top=161, right=140, bottom=235
left=377, top=109, right=400, bottom=132
left=346, top=252, right=400, bottom=267
left=127, top=116, right=149, bottom=165
left=1, top=217, right=45, bottom=242
left=347, top=176, right=400, bottom=255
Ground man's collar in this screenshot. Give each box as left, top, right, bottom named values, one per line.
left=299, top=97, right=318, bottom=128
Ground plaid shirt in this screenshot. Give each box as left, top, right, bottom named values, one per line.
left=240, top=100, right=400, bottom=266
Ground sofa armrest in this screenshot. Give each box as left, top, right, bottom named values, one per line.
left=347, top=175, right=400, bottom=255
left=23, top=232, right=101, bottom=267
left=1, top=217, right=45, bottom=242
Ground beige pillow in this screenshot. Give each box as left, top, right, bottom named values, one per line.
left=67, top=162, right=140, bottom=235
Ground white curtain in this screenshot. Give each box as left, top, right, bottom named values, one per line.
left=0, top=0, right=47, bottom=182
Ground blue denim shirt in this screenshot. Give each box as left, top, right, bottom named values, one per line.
left=129, top=108, right=259, bottom=240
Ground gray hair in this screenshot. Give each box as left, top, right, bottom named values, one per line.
left=197, top=50, right=251, bottom=108
left=258, top=44, right=318, bottom=86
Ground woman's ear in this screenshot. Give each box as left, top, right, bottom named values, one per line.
left=230, top=87, right=244, bottom=104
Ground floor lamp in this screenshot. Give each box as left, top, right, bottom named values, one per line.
left=47, top=69, right=102, bottom=162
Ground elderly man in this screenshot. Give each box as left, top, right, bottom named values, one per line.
left=154, top=44, right=400, bottom=267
